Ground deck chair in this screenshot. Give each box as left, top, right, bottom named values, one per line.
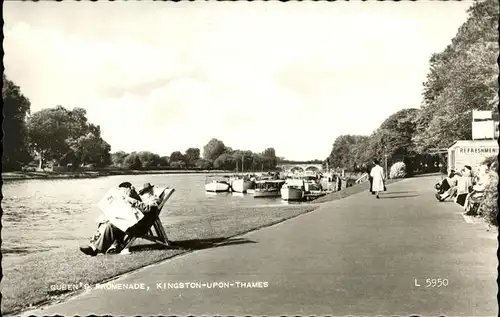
left=119, top=187, right=175, bottom=254
left=463, top=189, right=485, bottom=215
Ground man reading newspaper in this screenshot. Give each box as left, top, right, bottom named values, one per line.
left=125, top=182, right=161, bottom=236
left=80, top=182, right=160, bottom=256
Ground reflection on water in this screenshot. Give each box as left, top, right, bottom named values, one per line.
left=2, top=174, right=286, bottom=258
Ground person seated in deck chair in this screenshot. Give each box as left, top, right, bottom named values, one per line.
left=436, top=170, right=460, bottom=201
left=437, top=170, right=453, bottom=191
left=80, top=181, right=141, bottom=256
left=463, top=164, right=491, bottom=214
left=123, top=183, right=162, bottom=237
left=455, top=165, right=474, bottom=206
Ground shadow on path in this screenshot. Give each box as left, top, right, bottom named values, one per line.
left=385, top=191, right=416, bottom=194
left=129, top=237, right=256, bottom=252
left=409, top=172, right=443, bottom=178
left=379, top=194, right=420, bottom=199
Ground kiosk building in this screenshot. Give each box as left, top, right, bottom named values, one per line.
left=447, top=110, right=499, bottom=173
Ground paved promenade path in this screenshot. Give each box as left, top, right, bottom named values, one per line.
left=23, top=175, right=497, bottom=316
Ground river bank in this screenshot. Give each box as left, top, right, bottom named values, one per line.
left=2, top=169, right=231, bottom=181
left=2, top=177, right=404, bottom=315
left=2, top=204, right=318, bottom=315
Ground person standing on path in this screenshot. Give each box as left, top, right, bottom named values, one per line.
left=366, top=164, right=374, bottom=195
left=370, top=159, right=385, bottom=199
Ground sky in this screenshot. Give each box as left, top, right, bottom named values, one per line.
left=4, top=1, right=474, bottom=161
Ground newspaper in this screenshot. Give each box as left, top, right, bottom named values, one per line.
left=97, top=188, right=145, bottom=232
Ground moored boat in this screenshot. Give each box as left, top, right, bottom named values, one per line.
left=280, top=179, right=305, bottom=201
left=300, top=175, right=322, bottom=192
left=253, top=179, right=285, bottom=198
left=205, top=176, right=231, bottom=193
left=230, top=177, right=255, bottom=193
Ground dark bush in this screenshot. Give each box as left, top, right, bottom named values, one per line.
left=478, top=171, right=498, bottom=227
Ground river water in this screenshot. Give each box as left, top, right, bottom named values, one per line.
left=2, top=173, right=288, bottom=258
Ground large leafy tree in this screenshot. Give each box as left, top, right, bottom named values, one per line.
left=169, top=151, right=186, bottom=169
left=200, top=138, right=280, bottom=171
left=327, top=135, right=370, bottom=170
left=159, top=156, right=170, bottom=167
left=169, top=151, right=185, bottom=163
left=170, top=161, right=186, bottom=169
left=26, top=106, right=111, bottom=168
left=111, top=151, right=129, bottom=167
left=137, top=151, right=161, bottom=168
left=72, top=131, right=112, bottom=167
left=202, top=138, right=226, bottom=161
left=350, top=136, right=371, bottom=170
left=414, top=0, right=499, bottom=151
left=123, top=152, right=142, bottom=170
left=368, top=108, right=420, bottom=165
left=26, top=106, right=73, bottom=167
left=184, top=147, right=201, bottom=168
left=213, top=153, right=235, bottom=170
left=195, top=158, right=213, bottom=170
left=2, top=75, right=32, bottom=170
left=261, top=147, right=277, bottom=170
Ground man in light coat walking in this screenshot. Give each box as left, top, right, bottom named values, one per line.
left=370, top=159, right=385, bottom=199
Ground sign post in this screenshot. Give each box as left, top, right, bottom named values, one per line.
left=385, top=154, right=388, bottom=179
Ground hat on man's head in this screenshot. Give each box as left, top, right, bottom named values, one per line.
left=139, top=182, right=154, bottom=195
left=464, top=165, right=472, bottom=170
left=118, top=182, right=133, bottom=188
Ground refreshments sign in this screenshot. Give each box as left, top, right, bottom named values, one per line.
left=448, top=141, right=499, bottom=174
left=458, top=147, right=498, bottom=154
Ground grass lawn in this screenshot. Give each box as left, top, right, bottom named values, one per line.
left=2, top=204, right=317, bottom=315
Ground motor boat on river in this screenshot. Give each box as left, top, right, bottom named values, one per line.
left=205, top=176, right=231, bottom=193
left=253, top=179, right=286, bottom=198
left=300, top=175, right=323, bottom=192
left=230, top=176, right=255, bottom=193
left=280, top=179, right=305, bottom=201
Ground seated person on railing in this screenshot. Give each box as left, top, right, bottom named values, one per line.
left=80, top=181, right=141, bottom=256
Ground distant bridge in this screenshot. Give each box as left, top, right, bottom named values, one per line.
left=277, top=164, right=323, bottom=173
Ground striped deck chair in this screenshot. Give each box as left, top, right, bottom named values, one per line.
left=120, top=187, right=175, bottom=254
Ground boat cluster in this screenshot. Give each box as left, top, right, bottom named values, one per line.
left=204, top=171, right=334, bottom=202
